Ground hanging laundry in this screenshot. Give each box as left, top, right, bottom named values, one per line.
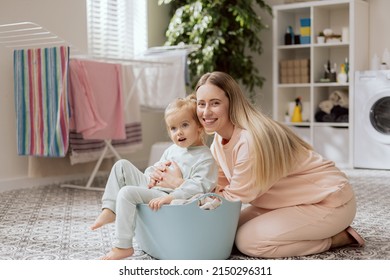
left=114, top=64, right=143, bottom=154
left=13, top=46, right=70, bottom=157
left=68, top=59, right=126, bottom=140
left=68, top=63, right=143, bottom=165
left=135, top=49, right=187, bottom=110
left=68, top=122, right=142, bottom=165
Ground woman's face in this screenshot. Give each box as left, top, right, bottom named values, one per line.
left=196, top=83, right=234, bottom=139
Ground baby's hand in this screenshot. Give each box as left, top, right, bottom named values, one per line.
left=148, top=195, right=174, bottom=211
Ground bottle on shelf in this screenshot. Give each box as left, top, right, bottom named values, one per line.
left=337, top=64, right=348, bottom=84
left=291, top=97, right=303, bottom=122
left=371, top=53, right=380, bottom=70
left=284, top=26, right=293, bottom=45
left=382, top=48, right=390, bottom=68
left=344, top=57, right=349, bottom=81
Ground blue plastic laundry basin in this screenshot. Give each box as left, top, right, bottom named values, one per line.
left=135, top=193, right=242, bottom=260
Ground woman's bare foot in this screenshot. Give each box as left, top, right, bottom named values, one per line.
left=331, top=227, right=365, bottom=248
left=90, top=208, right=116, bottom=230
left=100, top=247, right=134, bottom=260
left=330, top=229, right=354, bottom=248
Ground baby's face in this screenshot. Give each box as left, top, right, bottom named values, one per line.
left=165, top=109, right=203, bottom=148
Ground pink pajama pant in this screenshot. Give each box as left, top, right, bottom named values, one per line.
left=235, top=197, right=356, bottom=258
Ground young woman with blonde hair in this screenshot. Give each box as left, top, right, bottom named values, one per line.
left=192, top=71, right=364, bottom=258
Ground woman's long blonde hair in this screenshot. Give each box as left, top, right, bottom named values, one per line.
left=195, top=71, right=312, bottom=190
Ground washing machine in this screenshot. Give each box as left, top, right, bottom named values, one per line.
left=354, top=70, right=390, bottom=169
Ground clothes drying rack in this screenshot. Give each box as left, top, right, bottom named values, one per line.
left=62, top=55, right=172, bottom=191
left=66, top=45, right=200, bottom=191
left=0, top=21, right=83, bottom=54
left=1, top=21, right=200, bottom=191
left=64, top=47, right=199, bottom=191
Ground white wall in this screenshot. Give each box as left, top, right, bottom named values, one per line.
left=368, top=0, right=390, bottom=62
left=0, top=0, right=171, bottom=185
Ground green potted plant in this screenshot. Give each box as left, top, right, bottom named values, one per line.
left=158, top=0, right=272, bottom=103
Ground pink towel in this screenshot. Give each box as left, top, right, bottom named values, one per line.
left=69, top=59, right=125, bottom=140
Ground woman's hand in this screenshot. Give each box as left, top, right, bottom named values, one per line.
left=148, top=161, right=184, bottom=189
left=148, top=161, right=170, bottom=188
left=148, top=195, right=174, bottom=211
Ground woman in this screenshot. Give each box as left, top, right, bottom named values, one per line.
left=193, top=71, right=364, bottom=258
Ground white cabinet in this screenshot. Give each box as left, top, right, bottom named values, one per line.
left=272, top=0, right=369, bottom=167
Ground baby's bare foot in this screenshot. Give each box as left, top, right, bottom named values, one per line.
left=100, top=247, right=134, bottom=260
left=90, top=209, right=116, bottom=230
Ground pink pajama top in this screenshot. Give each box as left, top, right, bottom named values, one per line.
left=210, top=127, right=355, bottom=209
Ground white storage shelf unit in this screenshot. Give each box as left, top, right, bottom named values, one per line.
left=272, top=0, right=369, bottom=167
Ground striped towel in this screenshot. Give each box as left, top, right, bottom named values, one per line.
left=13, top=46, right=70, bottom=157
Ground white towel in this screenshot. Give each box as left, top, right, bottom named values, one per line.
left=329, top=90, right=349, bottom=108
left=319, top=100, right=334, bottom=114
left=171, top=193, right=222, bottom=210
left=135, top=50, right=187, bottom=109
left=114, top=65, right=143, bottom=155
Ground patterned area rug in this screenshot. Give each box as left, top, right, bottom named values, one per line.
left=0, top=168, right=389, bottom=260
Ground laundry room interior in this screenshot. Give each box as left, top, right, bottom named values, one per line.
left=0, top=0, right=390, bottom=262
left=0, top=0, right=389, bottom=188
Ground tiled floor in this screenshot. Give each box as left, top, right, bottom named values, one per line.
left=0, top=168, right=389, bottom=260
